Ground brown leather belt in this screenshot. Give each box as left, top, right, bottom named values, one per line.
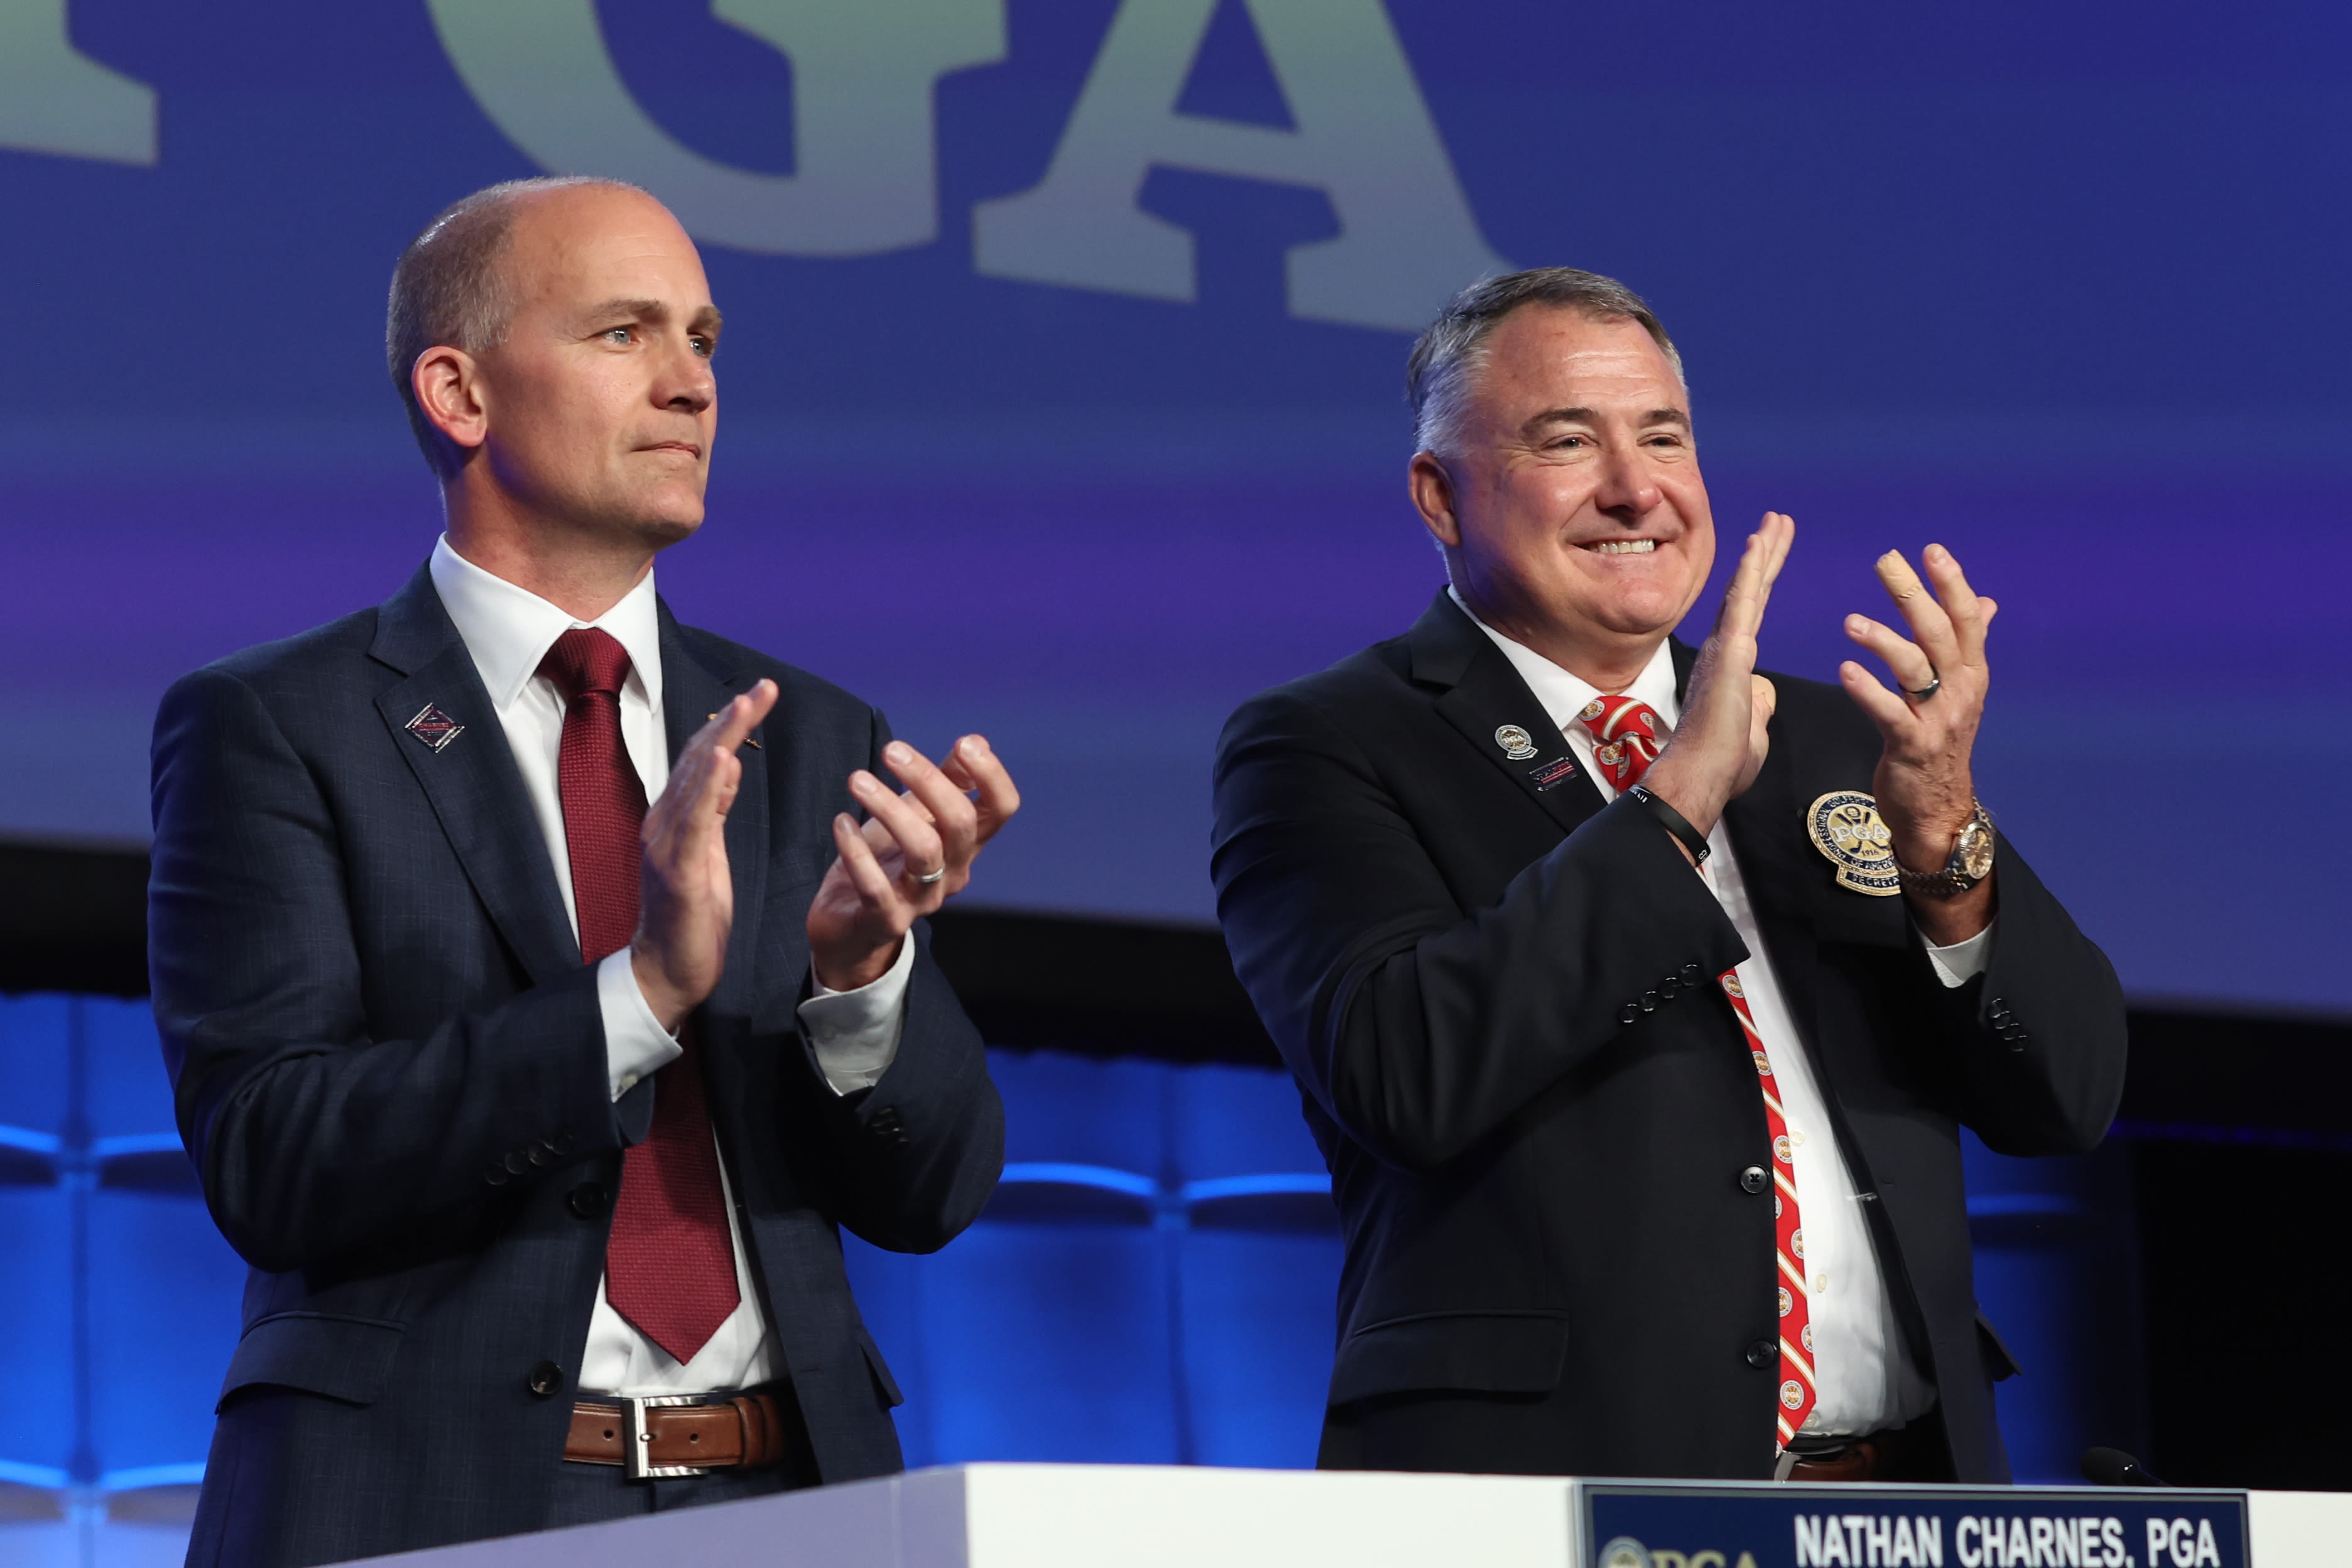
left=565, top=1386, right=808, bottom=1481
left=1786, top=1442, right=1881, bottom=1483
left=1784, top=1420, right=1942, bottom=1483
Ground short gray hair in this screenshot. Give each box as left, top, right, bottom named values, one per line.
left=385, top=175, right=642, bottom=478
left=1406, top=268, right=1684, bottom=457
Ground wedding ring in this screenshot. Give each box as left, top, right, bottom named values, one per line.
left=1906, top=672, right=1941, bottom=702
left=913, top=866, right=946, bottom=885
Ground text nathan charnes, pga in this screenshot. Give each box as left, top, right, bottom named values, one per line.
left=1788, top=1511, right=2228, bottom=1568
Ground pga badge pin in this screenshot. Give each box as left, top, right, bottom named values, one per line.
left=1493, top=724, right=1538, bottom=760
left=1805, top=790, right=1902, bottom=896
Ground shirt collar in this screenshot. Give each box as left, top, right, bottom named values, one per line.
left=429, top=533, right=664, bottom=712
left=1448, top=584, right=1680, bottom=736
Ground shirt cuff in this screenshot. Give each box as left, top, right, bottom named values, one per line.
left=798, top=935, right=914, bottom=1096
left=1922, top=916, right=1997, bottom=989
left=598, top=949, right=683, bottom=1102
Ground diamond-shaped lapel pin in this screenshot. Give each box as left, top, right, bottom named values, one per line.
left=404, top=703, right=465, bottom=753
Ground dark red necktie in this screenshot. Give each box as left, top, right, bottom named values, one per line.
left=539, top=628, right=741, bottom=1366
left=1576, top=694, right=1819, bottom=1449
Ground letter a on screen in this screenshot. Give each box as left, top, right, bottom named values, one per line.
left=974, top=0, right=1509, bottom=331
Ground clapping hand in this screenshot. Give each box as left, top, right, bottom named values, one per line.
left=633, top=682, right=780, bottom=1032
left=806, top=736, right=1020, bottom=991
left=1839, top=543, right=1999, bottom=941
left=1642, top=512, right=1795, bottom=853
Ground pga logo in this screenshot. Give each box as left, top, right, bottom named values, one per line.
left=1599, top=1537, right=1759, bottom=1568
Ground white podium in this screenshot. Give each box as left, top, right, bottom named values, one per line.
left=356, top=1464, right=2348, bottom=1568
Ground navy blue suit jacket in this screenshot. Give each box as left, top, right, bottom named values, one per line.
left=150, top=565, right=1003, bottom=1567
left=1212, top=591, right=2127, bottom=1482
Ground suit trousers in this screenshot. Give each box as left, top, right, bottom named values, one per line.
left=543, top=1457, right=810, bottom=1528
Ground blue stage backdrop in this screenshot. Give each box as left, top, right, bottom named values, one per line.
left=3, top=1, right=2348, bottom=1010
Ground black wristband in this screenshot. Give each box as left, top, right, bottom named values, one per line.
left=1628, top=784, right=1710, bottom=864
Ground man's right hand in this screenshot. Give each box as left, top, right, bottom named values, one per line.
left=631, top=680, right=779, bottom=1032
left=1641, top=513, right=1794, bottom=852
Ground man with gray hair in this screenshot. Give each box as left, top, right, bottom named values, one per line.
left=1212, top=268, right=2125, bottom=1481
left=151, top=177, right=1016, bottom=1565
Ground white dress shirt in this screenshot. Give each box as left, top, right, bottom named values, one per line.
left=1453, top=591, right=1990, bottom=1437
left=430, top=536, right=913, bottom=1395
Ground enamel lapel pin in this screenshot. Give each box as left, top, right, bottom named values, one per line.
left=1496, top=722, right=1578, bottom=791
left=404, top=704, right=464, bottom=753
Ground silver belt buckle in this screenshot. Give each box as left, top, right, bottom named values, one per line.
left=622, top=1393, right=718, bottom=1480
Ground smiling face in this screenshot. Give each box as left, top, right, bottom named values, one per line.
left=467, top=183, right=721, bottom=553
left=1411, top=305, right=1714, bottom=686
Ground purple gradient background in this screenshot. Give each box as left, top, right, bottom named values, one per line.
left=4, top=1, right=2349, bottom=1008
left=9, top=421, right=2346, bottom=1011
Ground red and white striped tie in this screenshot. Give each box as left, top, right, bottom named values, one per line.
left=1576, top=695, right=1818, bottom=1450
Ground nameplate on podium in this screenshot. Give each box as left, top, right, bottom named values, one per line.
left=347, top=1464, right=2320, bottom=1568
left=1579, top=1481, right=2249, bottom=1568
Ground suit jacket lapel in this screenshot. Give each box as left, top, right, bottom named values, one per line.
left=656, top=604, right=771, bottom=1016
left=1407, top=590, right=1609, bottom=837
left=1719, top=664, right=1913, bottom=1075
left=1671, top=637, right=1835, bottom=1060
left=368, top=565, right=582, bottom=986
left=1670, top=638, right=1697, bottom=702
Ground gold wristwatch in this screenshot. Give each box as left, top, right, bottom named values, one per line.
left=1894, top=800, right=1995, bottom=896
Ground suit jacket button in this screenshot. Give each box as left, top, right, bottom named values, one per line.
left=1682, top=963, right=1703, bottom=984
left=485, top=1167, right=509, bottom=1187
left=526, top=1146, right=551, bottom=1167
left=1660, top=975, right=1680, bottom=998
left=1745, top=1339, right=1777, bottom=1370
left=1618, top=1004, right=1640, bottom=1025
left=1740, top=1165, right=1769, bottom=1195
left=503, top=1150, right=531, bottom=1174
left=525, top=1361, right=564, bottom=1399
left=567, top=1182, right=610, bottom=1219
left=1640, top=991, right=1660, bottom=1012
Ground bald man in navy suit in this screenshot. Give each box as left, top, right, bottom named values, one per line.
left=151, top=177, right=1015, bottom=1567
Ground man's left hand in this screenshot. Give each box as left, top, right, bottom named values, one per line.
left=1839, top=543, right=2000, bottom=944
left=807, top=736, right=1020, bottom=991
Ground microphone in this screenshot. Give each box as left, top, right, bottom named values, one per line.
left=2081, top=1447, right=2170, bottom=1487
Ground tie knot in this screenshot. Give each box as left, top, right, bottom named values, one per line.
left=538, top=627, right=633, bottom=703
left=1576, top=694, right=1665, bottom=790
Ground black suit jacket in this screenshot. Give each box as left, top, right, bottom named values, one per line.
left=150, top=566, right=1003, bottom=1567
left=1210, top=591, right=2126, bottom=1481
